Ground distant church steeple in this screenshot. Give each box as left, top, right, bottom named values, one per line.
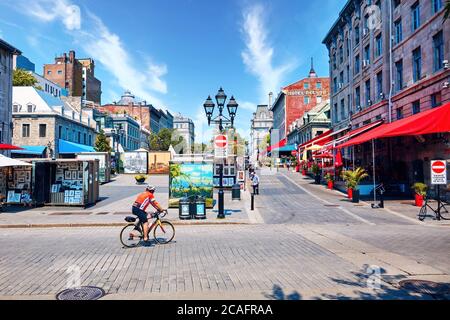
left=309, top=57, right=317, bottom=78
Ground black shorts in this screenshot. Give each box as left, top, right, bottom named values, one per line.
left=132, top=206, right=148, bottom=223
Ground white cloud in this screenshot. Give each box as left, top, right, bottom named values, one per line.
left=241, top=4, right=296, bottom=101
left=239, top=101, right=257, bottom=112
left=20, top=0, right=81, bottom=30
left=16, top=0, right=168, bottom=107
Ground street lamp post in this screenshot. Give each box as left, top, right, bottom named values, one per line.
left=203, top=87, right=238, bottom=219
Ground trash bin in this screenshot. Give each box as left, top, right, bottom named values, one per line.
left=194, top=196, right=206, bottom=219
left=232, top=184, right=241, bottom=200
left=179, top=197, right=191, bottom=220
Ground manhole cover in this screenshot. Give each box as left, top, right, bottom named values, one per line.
left=399, top=280, right=450, bottom=296
left=324, top=204, right=340, bottom=207
left=56, top=286, right=105, bottom=300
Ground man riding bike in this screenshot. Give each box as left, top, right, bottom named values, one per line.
left=131, top=184, right=166, bottom=242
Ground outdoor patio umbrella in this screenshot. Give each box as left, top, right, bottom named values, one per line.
left=0, top=154, right=32, bottom=168
left=306, top=144, right=322, bottom=151
left=335, top=149, right=343, bottom=167
left=302, top=150, right=307, bottom=161
left=0, top=144, right=23, bottom=150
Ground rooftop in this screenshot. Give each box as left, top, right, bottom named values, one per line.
left=0, top=38, right=21, bottom=55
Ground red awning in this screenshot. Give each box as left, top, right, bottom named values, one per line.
left=338, top=102, right=450, bottom=149
left=298, top=129, right=333, bottom=151
left=0, top=144, right=23, bottom=150
left=333, top=120, right=383, bottom=148
left=267, top=138, right=286, bottom=152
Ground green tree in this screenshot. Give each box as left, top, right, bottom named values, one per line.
left=94, top=130, right=112, bottom=153
left=13, top=68, right=38, bottom=87
left=149, top=128, right=186, bottom=152
left=192, top=142, right=208, bottom=153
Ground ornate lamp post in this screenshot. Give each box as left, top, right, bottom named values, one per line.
left=203, top=87, right=239, bottom=219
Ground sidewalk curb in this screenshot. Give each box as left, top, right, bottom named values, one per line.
left=0, top=221, right=252, bottom=229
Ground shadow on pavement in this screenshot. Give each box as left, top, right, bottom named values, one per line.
left=312, top=265, right=448, bottom=300
left=264, top=285, right=302, bottom=300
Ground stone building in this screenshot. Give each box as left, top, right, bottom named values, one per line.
left=43, top=50, right=101, bottom=104
left=323, top=0, right=449, bottom=191
left=11, top=87, right=97, bottom=158
left=173, top=113, right=195, bottom=153
left=250, top=105, right=273, bottom=164
left=270, top=62, right=330, bottom=144
left=0, top=39, right=21, bottom=156
left=287, top=100, right=331, bottom=147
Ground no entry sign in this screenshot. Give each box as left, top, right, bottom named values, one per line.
left=214, top=134, right=228, bottom=159
left=431, top=160, right=447, bottom=185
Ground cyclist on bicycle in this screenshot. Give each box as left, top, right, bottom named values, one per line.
left=131, top=184, right=166, bottom=242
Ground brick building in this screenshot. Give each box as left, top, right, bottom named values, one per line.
left=98, top=91, right=173, bottom=133
left=271, top=62, right=330, bottom=144
left=323, top=0, right=449, bottom=192
left=43, top=51, right=101, bottom=104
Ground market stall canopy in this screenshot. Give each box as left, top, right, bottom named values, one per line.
left=0, top=154, right=32, bottom=167
left=338, top=102, right=450, bottom=149
left=267, top=138, right=286, bottom=152
left=298, top=129, right=333, bottom=151
left=306, top=144, right=323, bottom=151
left=276, top=144, right=297, bottom=152
left=58, top=139, right=96, bottom=154
left=0, top=143, right=23, bottom=150
left=11, top=145, right=46, bottom=156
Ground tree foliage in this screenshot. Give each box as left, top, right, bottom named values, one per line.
left=149, top=128, right=186, bottom=153
left=13, top=68, right=38, bottom=87
left=94, top=130, right=112, bottom=153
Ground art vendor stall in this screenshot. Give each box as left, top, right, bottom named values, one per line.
left=120, top=151, right=148, bottom=174
left=30, top=159, right=100, bottom=207
left=148, top=151, right=171, bottom=174
left=76, top=152, right=111, bottom=183
left=169, top=160, right=214, bottom=208
left=0, top=155, right=33, bottom=206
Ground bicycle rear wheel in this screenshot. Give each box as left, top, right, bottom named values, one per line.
left=120, top=224, right=142, bottom=248
left=153, top=221, right=175, bottom=244
left=418, top=205, right=427, bottom=221
left=439, top=205, right=450, bottom=220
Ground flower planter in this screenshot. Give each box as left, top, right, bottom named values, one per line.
left=295, top=165, right=300, bottom=172
left=347, top=188, right=353, bottom=199
left=414, top=194, right=424, bottom=207
left=302, top=169, right=306, bottom=176
left=352, top=189, right=360, bottom=203
left=327, top=181, right=333, bottom=190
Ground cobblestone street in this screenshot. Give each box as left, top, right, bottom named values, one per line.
left=0, top=172, right=449, bottom=300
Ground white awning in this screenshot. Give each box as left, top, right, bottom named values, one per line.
left=0, top=154, right=32, bottom=168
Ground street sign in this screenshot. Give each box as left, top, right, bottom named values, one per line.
left=431, top=160, right=447, bottom=185
left=214, top=134, right=228, bottom=158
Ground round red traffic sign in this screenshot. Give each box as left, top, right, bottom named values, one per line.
left=215, top=135, right=227, bottom=148
left=431, top=161, right=446, bottom=174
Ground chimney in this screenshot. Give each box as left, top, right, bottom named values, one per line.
left=69, top=50, right=75, bottom=63
left=268, top=92, right=273, bottom=109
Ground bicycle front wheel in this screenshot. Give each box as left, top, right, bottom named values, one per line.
left=120, top=224, right=142, bottom=248
left=418, top=205, right=427, bottom=221
left=153, top=221, right=175, bottom=244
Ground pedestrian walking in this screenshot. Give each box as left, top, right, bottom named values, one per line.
left=251, top=172, right=260, bottom=195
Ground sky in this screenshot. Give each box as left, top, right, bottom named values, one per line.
left=0, top=0, right=347, bottom=142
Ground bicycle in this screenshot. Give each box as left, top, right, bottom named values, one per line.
left=120, top=210, right=175, bottom=248
left=418, top=193, right=449, bottom=221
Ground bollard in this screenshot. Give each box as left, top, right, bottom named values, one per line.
left=251, top=193, right=254, bottom=211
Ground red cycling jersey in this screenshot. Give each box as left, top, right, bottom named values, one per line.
left=134, top=191, right=160, bottom=211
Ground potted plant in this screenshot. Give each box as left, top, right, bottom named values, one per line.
left=311, top=163, right=321, bottom=184
left=134, top=174, right=147, bottom=184
left=411, top=182, right=427, bottom=207
left=301, top=162, right=307, bottom=176
left=325, top=173, right=334, bottom=190
left=341, top=168, right=368, bottom=203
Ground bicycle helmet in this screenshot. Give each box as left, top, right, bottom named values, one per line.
left=145, top=184, right=156, bottom=192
